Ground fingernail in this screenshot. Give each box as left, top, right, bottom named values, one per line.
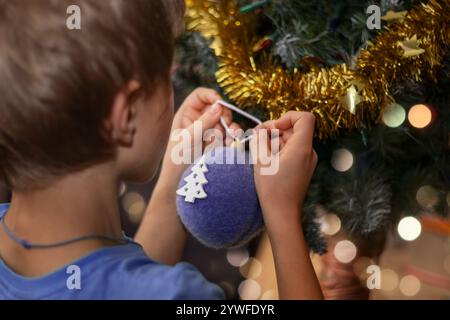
left=209, top=103, right=222, bottom=114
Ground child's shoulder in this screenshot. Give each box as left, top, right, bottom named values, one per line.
left=0, top=238, right=223, bottom=300
left=0, top=203, right=223, bottom=300
left=85, top=244, right=224, bottom=300
left=0, top=204, right=8, bottom=219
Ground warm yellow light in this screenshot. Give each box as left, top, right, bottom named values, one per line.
left=380, top=269, right=399, bottom=291
left=331, top=148, right=354, bottom=172
left=319, top=213, right=342, bottom=236
left=226, top=247, right=249, bottom=267
left=399, top=275, right=421, bottom=296
left=416, top=185, right=439, bottom=208
left=334, top=240, right=357, bottom=264
left=408, top=104, right=432, bottom=128
left=261, top=290, right=278, bottom=300
left=238, top=279, right=261, bottom=300
left=240, top=258, right=262, bottom=279
left=383, top=103, right=406, bottom=128
left=397, top=216, right=422, bottom=241
left=122, top=192, right=146, bottom=223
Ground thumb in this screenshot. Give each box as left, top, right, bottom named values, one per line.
left=249, top=128, right=271, bottom=167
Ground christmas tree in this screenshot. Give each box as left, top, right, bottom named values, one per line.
left=177, top=158, right=209, bottom=203
left=174, top=0, right=450, bottom=254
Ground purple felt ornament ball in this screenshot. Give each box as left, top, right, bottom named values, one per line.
left=176, top=146, right=264, bottom=249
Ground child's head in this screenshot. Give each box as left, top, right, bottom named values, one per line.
left=0, top=0, right=185, bottom=190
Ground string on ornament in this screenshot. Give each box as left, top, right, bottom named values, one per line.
left=217, top=100, right=263, bottom=144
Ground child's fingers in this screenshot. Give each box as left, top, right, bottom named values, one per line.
left=195, top=103, right=224, bottom=130
left=229, top=122, right=241, bottom=132
left=182, top=108, right=202, bottom=124
left=290, top=112, right=316, bottom=148
left=184, top=88, right=222, bottom=111
left=257, top=120, right=290, bottom=151
left=274, top=112, right=316, bottom=149
left=260, top=120, right=276, bottom=130
left=281, top=129, right=293, bottom=144
left=249, top=129, right=260, bottom=167
left=214, top=123, right=226, bottom=141
left=249, top=128, right=272, bottom=166
left=273, top=111, right=304, bottom=130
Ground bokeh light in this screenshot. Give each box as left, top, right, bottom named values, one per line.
left=261, top=290, right=278, bottom=300
left=408, top=104, right=432, bottom=128
left=240, top=258, right=262, bottom=279
left=380, top=269, right=399, bottom=291
left=227, top=247, right=250, bottom=267
left=383, top=103, right=406, bottom=128
left=416, top=185, right=439, bottom=208
left=399, top=275, right=421, bottom=297
left=334, top=240, right=357, bottom=264
left=319, top=213, right=342, bottom=236
left=238, top=279, right=261, bottom=300
left=226, top=247, right=249, bottom=267
left=397, top=216, right=422, bottom=241
left=331, top=148, right=354, bottom=172
left=122, top=192, right=146, bottom=224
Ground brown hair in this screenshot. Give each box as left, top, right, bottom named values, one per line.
left=0, top=0, right=183, bottom=190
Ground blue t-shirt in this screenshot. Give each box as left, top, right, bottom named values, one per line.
left=0, top=204, right=224, bottom=300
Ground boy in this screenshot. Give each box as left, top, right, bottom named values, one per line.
left=0, top=0, right=322, bottom=299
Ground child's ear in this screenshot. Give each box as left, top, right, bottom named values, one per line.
left=106, top=80, right=141, bottom=146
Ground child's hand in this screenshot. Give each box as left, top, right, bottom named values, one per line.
left=251, top=111, right=318, bottom=234
left=250, top=112, right=323, bottom=300
left=159, top=88, right=239, bottom=192
left=138, top=88, right=240, bottom=264
left=171, top=88, right=231, bottom=133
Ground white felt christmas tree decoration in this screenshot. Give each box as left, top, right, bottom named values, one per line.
left=176, top=157, right=209, bottom=203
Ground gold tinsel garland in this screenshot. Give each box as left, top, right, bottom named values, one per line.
left=186, top=0, right=450, bottom=139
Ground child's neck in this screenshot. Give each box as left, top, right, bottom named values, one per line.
left=0, top=163, right=124, bottom=277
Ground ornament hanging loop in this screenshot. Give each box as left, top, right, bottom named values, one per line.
left=216, top=100, right=262, bottom=144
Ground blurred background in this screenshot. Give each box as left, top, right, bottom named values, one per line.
left=4, top=82, right=448, bottom=300
left=167, top=0, right=450, bottom=300
left=1, top=0, right=449, bottom=300
left=117, top=85, right=450, bottom=300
